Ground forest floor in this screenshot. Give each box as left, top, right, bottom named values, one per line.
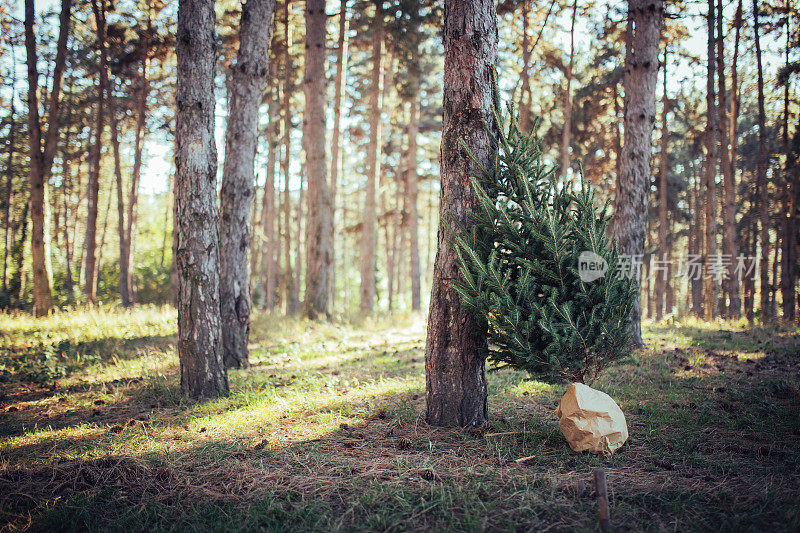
left=0, top=307, right=799, bottom=532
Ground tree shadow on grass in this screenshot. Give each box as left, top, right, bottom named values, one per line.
left=0, top=334, right=177, bottom=396
left=2, top=324, right=800, bottom=530
left=3, top=389, right=799, bottom=532
left=647, top=324, right=800, bottom=357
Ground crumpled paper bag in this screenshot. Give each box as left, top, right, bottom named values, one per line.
left=554, top=383, right=628, bottom=455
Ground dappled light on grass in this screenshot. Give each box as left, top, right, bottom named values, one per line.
left=1, top=310, right=799, bottom=531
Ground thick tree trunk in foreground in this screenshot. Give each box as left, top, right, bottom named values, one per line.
left=359, top=2, right=383, bottom=315
left=175, top=0, right=228, bottom=398
left=425, top=0, right=497, bottom=427
left=303, top=0, right=333, bottom=319
left=611, top=0, right=663, bottom=347
left=24, top=0, right=71, bottom=316
left=716, top=0, right=740, bottom=318
left=219, top=0, right=276, bottom=368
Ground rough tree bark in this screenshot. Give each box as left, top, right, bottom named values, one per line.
left=175, top=0, right=228, bottom=398
left=716, top=0, right=740, bottom=318
left=23, top=0, right=71, bottom=316
left=425, top=0, right=497, bottom=427
left=302, top=0, right=333, bottom=319
left=330, top=0, right=349, bottom=310
left=359, top=1, right=383, bottom=315
left=559, top=0, right=577, bottom=180
left=611, top=0, right=663, bottom=347
left=219, top=0, right=276, bottom=368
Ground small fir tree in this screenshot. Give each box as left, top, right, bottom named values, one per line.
left=450, top=91, right=636, bottom=384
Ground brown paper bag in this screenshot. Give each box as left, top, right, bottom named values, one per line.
left=555, top=383, right=628, bottom=455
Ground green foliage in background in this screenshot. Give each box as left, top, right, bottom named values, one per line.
left=450, top=89, right=636, bottom=384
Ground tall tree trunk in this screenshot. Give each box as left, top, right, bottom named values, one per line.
left=425, top=0, right=497, bottom=427
left=282, top=0, right=299, bottom=315
left=260, top=86, right=279, bottom=311
left=730, top=0, right=742, bottom=200
left=95, top=184, right=113, bottom=292
left=656, top=47, right=668, bottom=321
left=330, top=0, right=349, bottom=311
left=404, top=4, right=422, bottom=312
left=519, top=0, right=532, bottom=132
left=2, top=53, right=16, bottom=302
left=559, top=0, right=577, bottom=181
left=108, top=78, right=132, bottom=307
left=294, top=170, right=304, bottom=306
left=85, top=0, right=109, bottom=303
left=124, top=18, right=152, bottom=305
left=175, top=0, right=228, bottom=398
left=359, top=1, right=383, bottom=315
left=24, top=0, right=71, bottom=316
left=611, top=0, right=664, bottom=346
left=743, top=215, right=755, bottom=322
left=219, top=0, right=276, bottom=368
left=783, top=117, right=799, bottom=321
left=731, top=0, right=743, bottom=316
left=703, top=0, right=718, bottom=321
left=753, top=0, right=770, bottom=321
left=716, top=0, right=740, bottom=318
left=379, top=54, right=396, bottom=311
left=666, top=215, right=674, bottom=312
left=406, top=97, right=422, bottom=311
left=302, top=0, right=332, bottom=319
left=780, top=5, right=796, bottom=321
left=690, top=169, right=704, bottom=317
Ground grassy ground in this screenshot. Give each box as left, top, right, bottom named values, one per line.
left=1, top=306, right=798, bottom=532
